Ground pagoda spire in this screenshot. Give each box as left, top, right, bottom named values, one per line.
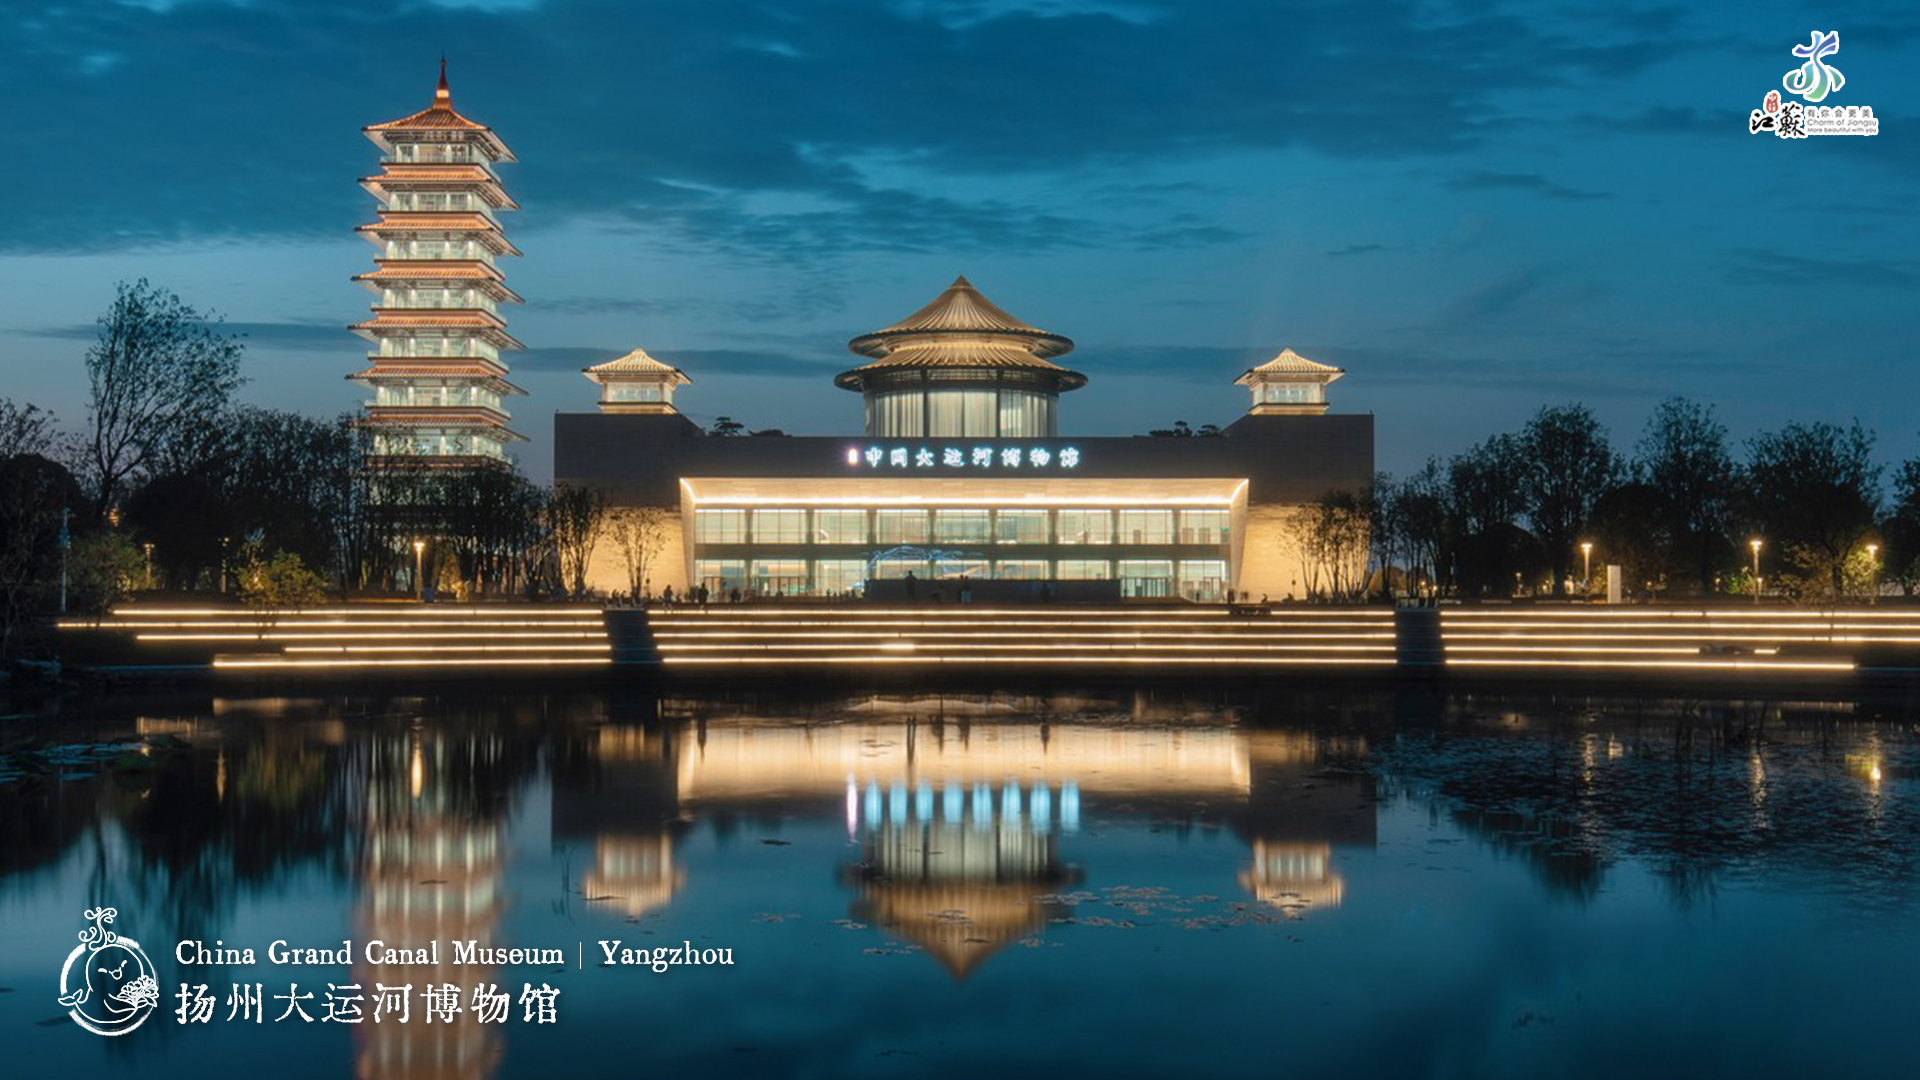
left=436, top=57, right=450, bottom=105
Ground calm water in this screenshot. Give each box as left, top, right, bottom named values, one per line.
left=2, top=686, right=1917, bottom=1079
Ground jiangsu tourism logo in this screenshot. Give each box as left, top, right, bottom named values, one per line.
left=57, top=907, right=160, bottom=1036
left=1748, top=31, right=1878, bottom=138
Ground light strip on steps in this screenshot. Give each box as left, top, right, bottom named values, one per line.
left=660, top=655, right=1396, bottom=666
left=213, top=657, right=613, bottom=669
left=1444, top=657, right=1853, bottom=671
left=140, top=626, right=606, bottom=634
left=648, top=630, right=1396, bottom=641
left=646, top=607, right=1386, bottom=618
left=1440, top=608, right=1917, bottom=618
left=655, top=642, right=1396, bottom=653
left=282, top=644, right=612, bottom=654
left=645, top=620, right=1392, bottom=631
left=106, top=606, right=603, bottom=617
left=75, top=620, right=603, bottom=631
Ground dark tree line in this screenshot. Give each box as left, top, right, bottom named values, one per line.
left=1342, top=399, right=1906, bottom=603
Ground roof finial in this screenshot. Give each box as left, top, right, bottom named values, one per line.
left=435, top=56, right=450, bottom=104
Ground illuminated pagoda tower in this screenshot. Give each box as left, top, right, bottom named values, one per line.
left=837, top=275, right=1085, bottom=437
left=1234, top=347, right=1344, bottom=416
left=583, top=347, right=691, bottom=415
left=350, top=62, right=525, bottom=463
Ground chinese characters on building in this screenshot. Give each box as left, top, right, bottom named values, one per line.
left=848, top=445, right=1081, bottom=470
left=174, top=982, right=561, bottom=1025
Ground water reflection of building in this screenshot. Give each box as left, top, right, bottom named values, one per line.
left=846, top=776, right=1082, bottom=979
left=561, top=707, right=1375, bottom=975
left=354, top=731, right=505, bottom=1080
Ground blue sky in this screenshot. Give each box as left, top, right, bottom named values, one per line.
left=1, top=0, right=1914, bottom=480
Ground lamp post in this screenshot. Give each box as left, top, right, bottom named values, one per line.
left=57, top=507, right=71, bottom=614
left=413, top=539, right=426, bottom=602
left=142, top=542, right=154, bottom=591
left=1580, top=541, right=1593, bottom=601
left=1867, top=543, right=1879, bottom=605
left=219, top=536, right=231, bottom=596
left=1749, top=538, right=1763, bottom=605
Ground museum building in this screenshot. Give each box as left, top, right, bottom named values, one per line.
left=555, top=276, right=1373, bottom=601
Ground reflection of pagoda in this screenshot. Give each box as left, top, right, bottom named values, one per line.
left=846, top=780, right=1080, bottom=980
left=1238, top=841, right=1345, bottom=912
left=583, top=833, right=684, bottom=917
left=550, top=724, right=687, bottom=920
left=354, top=732, right=504, bottom=1080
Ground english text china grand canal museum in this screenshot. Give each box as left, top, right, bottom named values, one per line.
left=351, top=69, right=1373, bottom=603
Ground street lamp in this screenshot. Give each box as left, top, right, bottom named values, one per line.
left=1867, top=543, right=1880, bottom=605
left=413, top=539, right=426, bottom=602
left=142, top=542, right=154, bottom=591
left=1580, top=541, right=1593, bottom=601
left=219, top=536, right=231, bottom=596
left=1749, top=538, right=1763, bottom=605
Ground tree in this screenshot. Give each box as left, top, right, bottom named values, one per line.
left=1882, top=457, right=1920, bottom=596
left=546, top=484, right=610, bottom=598
left=608, top=505, right=672, bottom=600
left=68, top=532, right=145, bottom=613
left=82, top=280, right=245, bottom=519
left=1447, top=434, right=1532, bottom=597
left=1279, top=488, right=1371, bottom=601
left=1635, top=397, right=1735, bottom=596
left=0, top=398, right=58, bottom=460
left=708, top=416, right=745, bottom=437
left=237, top=548, right=329, bottom=609
left=1743, top=421, right=1881, bottom=599
left=1396, top=459, right=1448, bottom=599
left=0, top=453, right=83, bottom=654
left=1517, top=404, right=1620, bottom=596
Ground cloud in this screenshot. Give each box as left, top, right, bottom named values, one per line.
left=0, top=0, right=1672, bottom=256
left=1725, top=249, right=1920, bottom=289
left=1444, top=171, right=1612, bottom=202
left=24, top=319, right=350, bottom=351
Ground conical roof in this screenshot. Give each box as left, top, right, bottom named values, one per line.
left=839, top=276, right=1083, bottom=391
left=364, top=61, right=515, bottom=160
left=1235, top=347, right=1344, bottom=383
left=583, top=347, right=690, bottom=384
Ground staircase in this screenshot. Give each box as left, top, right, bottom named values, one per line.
left=644, top=605, right=1397, bottom=668
left=60, top=605, right=612, bottom=671
left=1434, top=607, right=1909, bottom=673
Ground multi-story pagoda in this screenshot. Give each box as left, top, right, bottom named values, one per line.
left=350, top=61, right=525, bottom=463
left=1234, top=347, right=1343, bottom=416
left=837, top=275, right=1085, bottom=438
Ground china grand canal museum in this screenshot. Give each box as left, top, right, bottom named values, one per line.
left=556, top=276, right=1374, bottom=602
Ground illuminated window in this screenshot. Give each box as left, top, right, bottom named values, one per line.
left=934, top=509, right=991, bottom=543
left=995, top=560, right=1050, bottom=580
left=1117, top=510, right=1174, bottom=544
left=995, top=509, right=1049, bottom=545
left=1118, top=559, right=1174, bottom=597
left=750, top=559, right=808, bottom=596
left=694, top=559, right=745, bottom=593
left=934, top=558, right=990, bottom=580
left=750, top=509, right=808, bottom=544
left=813, top=510, right=868, bottom=544
left=875, top=510, right=930, bottom=545
left=694, top=509, right=747, bottom=544
left=1057, top=510, right=1113, bottom=545
left=1178, top=510, right=1231, bottom=545
left=1178, top=560, right=1229, bottom=601
left=605, top=383, right=665, bottom=403
left=814, top=559, right=867, bottom=596
left=872, top=558, right=928, bottom=580
left=1056, top=559, right=1112, bottom=580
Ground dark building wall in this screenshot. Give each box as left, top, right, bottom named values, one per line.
left=553, top=412, right=1374, bottom=507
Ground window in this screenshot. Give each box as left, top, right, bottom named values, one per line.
left=995, top=560, right=1049, bottom=580
left=1118, top=559, right=1174, bottom=597
left=1256, top=382, right=1324, bottom=404
left=875, top=509, right=930, bottom=545
left=872, top=558, right=928, bottom=580
left=867, top=391, right=924, bottom=437
left=751, top=509, right=807, bottom=544
left=694, top=559, right=745, bottom=594
left=694, top=509, right=747, bottom=544
left=934, top=558, right=990, bottom=580
left=1117, top=510, right=1174, bottom=544
left=995, top=509, right=1049, bottom=545
left=1178, top=560, right=1229, bottom=602
left=1056, top=559, right=1111, bottom=580
left=750, top=559, right=808, bottom=596
left=813, top=510, right=868, bottom=545
left=814, top=559, right=867, bottom=596
left=606, top=382, right=665, bottom=403
left=926, top=390, right=998, bottom=437
left=1178, top=510, right=1231, bottom=545
left=934, top=509, right=991, bottom=543
left=997, top=389, right=1054, bottom=437
left=1057, top=510, right=1113, bottom=545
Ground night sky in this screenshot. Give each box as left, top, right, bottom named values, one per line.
left=1, top=1, right=1913, bottom=481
